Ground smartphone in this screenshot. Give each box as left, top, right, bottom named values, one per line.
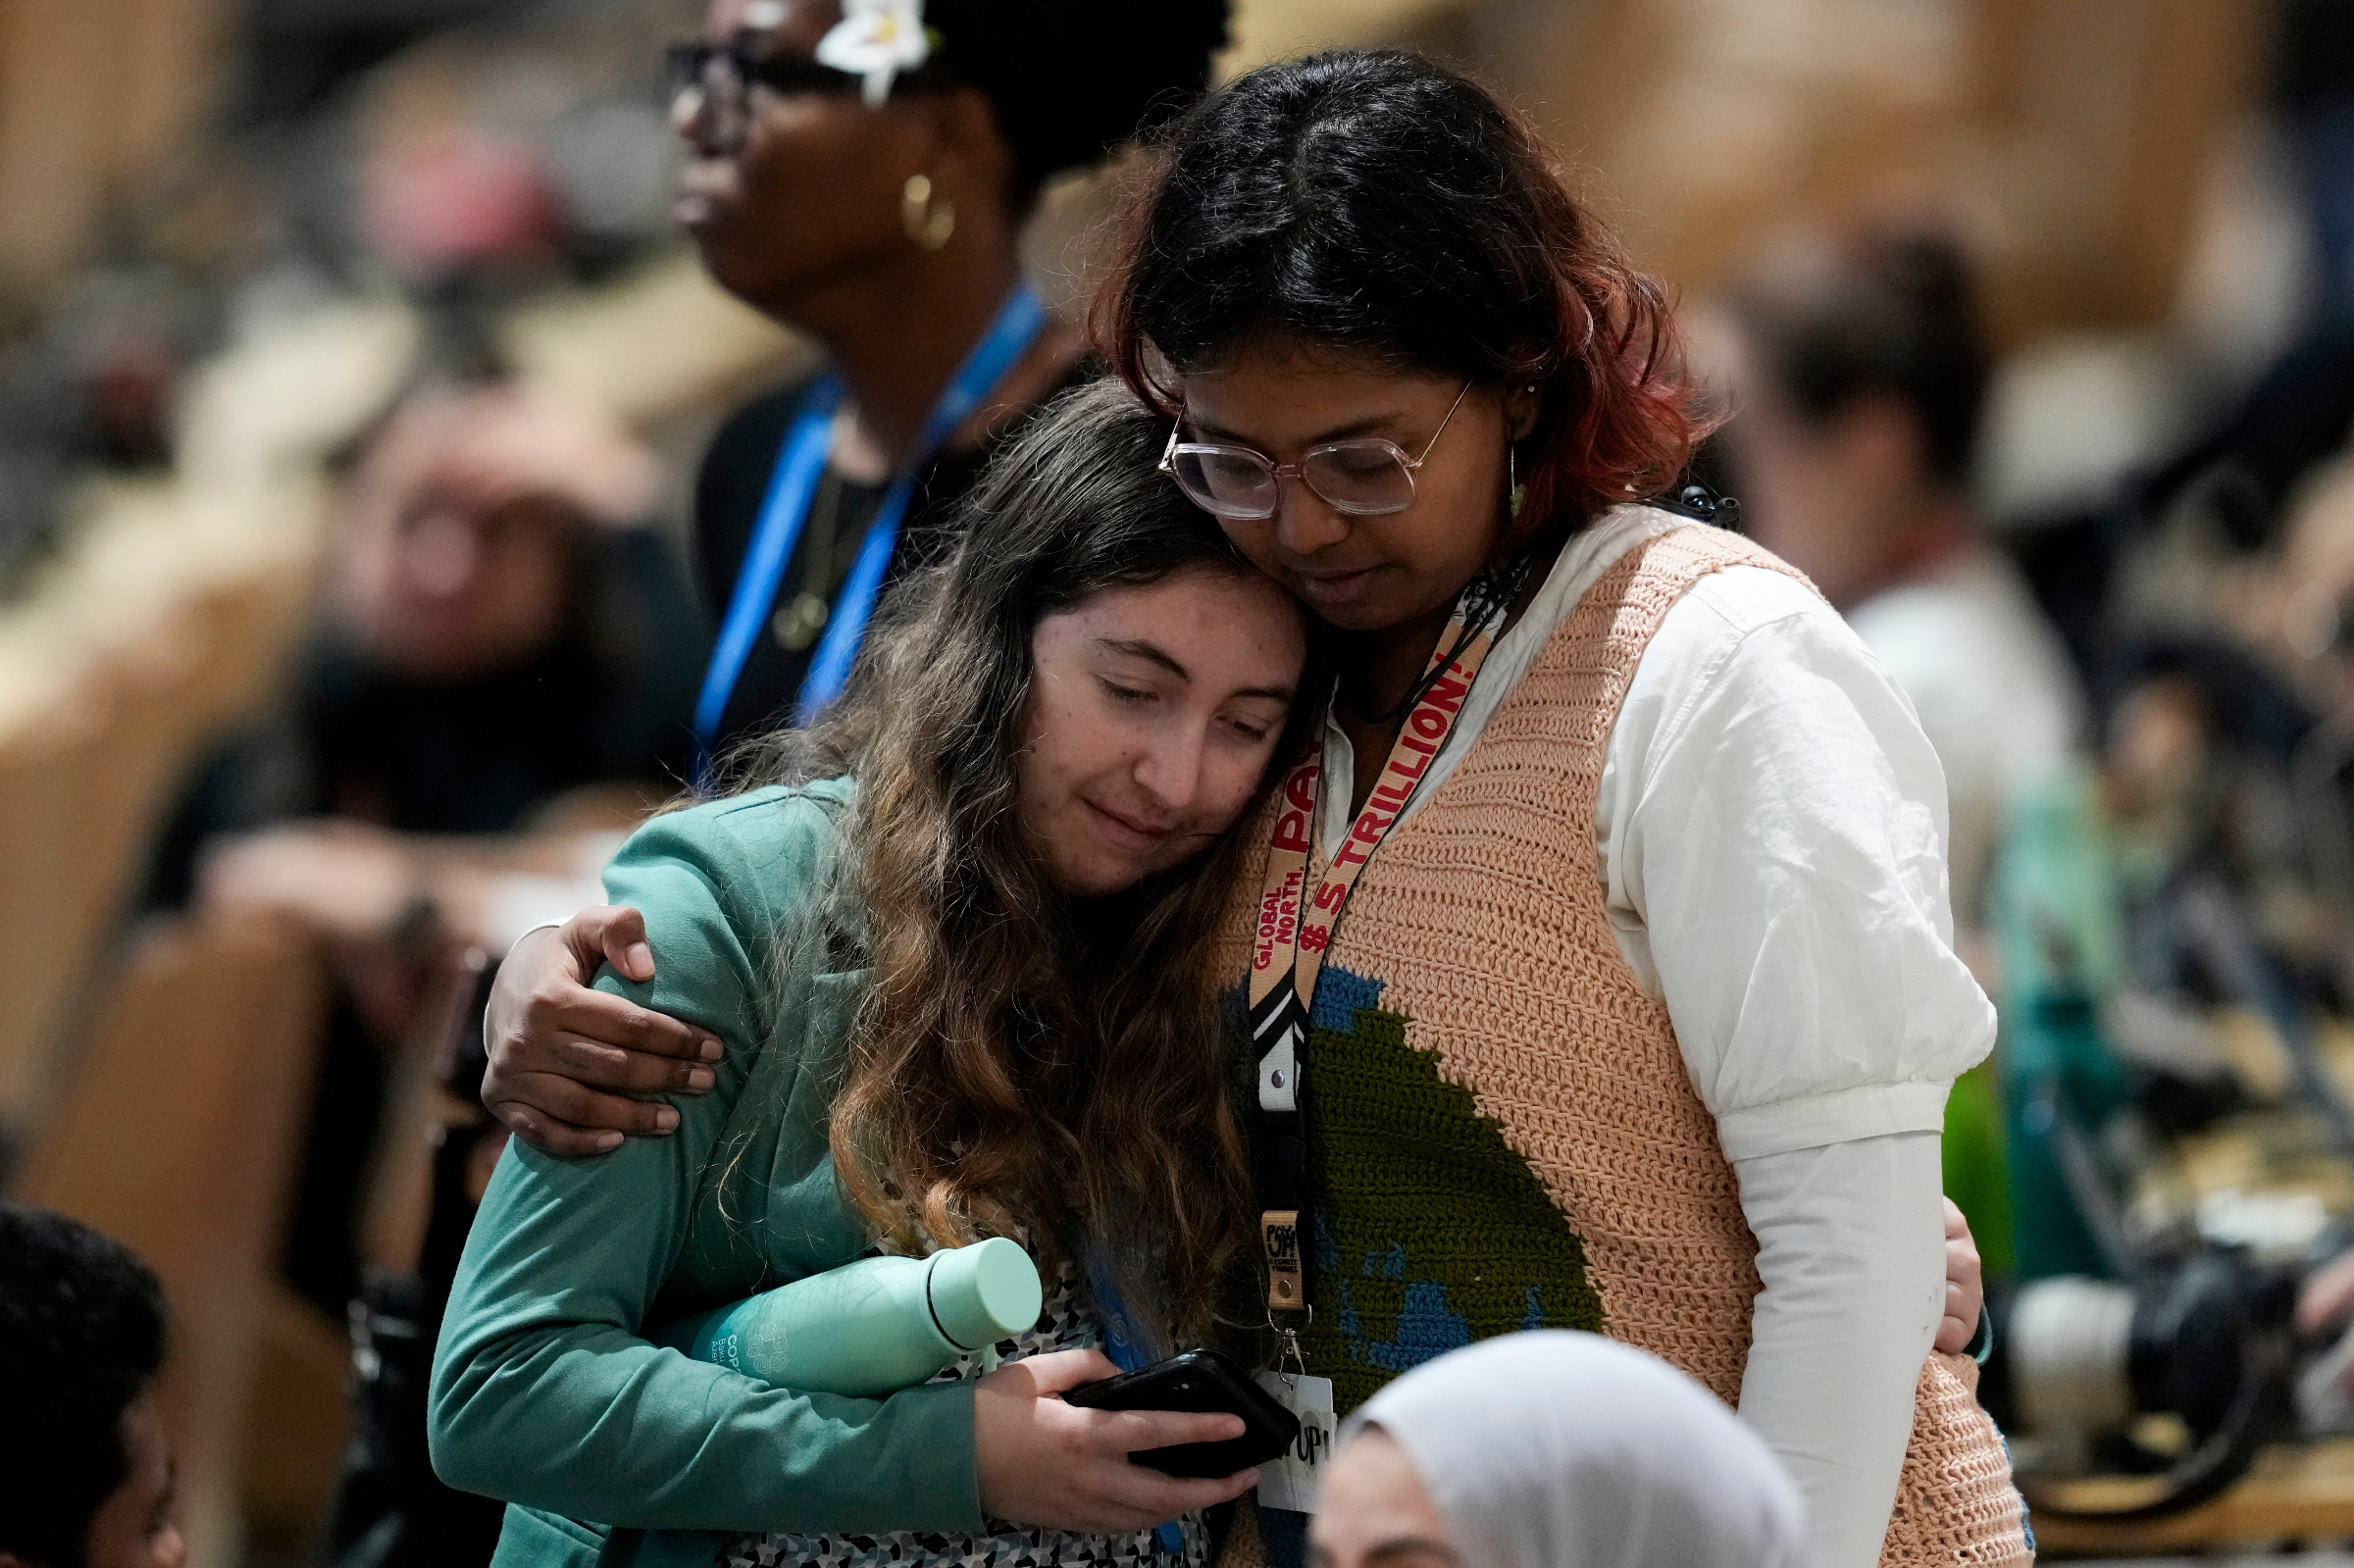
left=1063, top=1347, right=1302, bottom=1479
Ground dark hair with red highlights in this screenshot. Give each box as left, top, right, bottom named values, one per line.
left=1094, top=48, right=1700, bottom=541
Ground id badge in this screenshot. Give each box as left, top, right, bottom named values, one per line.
left=1253, top=1371, right=1337, bottom=1513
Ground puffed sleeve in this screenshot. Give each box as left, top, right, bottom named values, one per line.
left=1599, top=565, right=1993, bottom=1162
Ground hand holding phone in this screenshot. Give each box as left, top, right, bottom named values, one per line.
left=1063, top=1348, right=1302, bottom=1478
left=973, top=1348, right=1261, bottom=1534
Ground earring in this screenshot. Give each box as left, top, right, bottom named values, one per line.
left=900, top=174, right=955, bottom=251
left=1509, top=444, right=1526, bottom=520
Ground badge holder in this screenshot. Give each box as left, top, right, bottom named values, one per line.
left=1254, top=1306, right=1334, bottom=1514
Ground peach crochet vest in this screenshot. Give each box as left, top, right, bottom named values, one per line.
left=1216, top=523, right=2030, bottom=1566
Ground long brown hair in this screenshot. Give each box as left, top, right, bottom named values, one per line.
left=723, top=379, right=1315, bottom=1340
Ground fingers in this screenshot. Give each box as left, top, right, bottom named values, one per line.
left=537, top=1032, right=714, bottom=1095
left=1110, top=1408, right=1249, bottom=1453
left=1944, top=1195, right=1969, bottom=1239
left=1935, top=1282, right=1974, bottom=1354
left=1021, top=1348, right=1122, bottom=1395
left=533, top=983, right=719, bottom=1066
left=573, top=904, right=656, bottom=983
left=1091, top=1464, right=1260, bottom=1529
left=493, top=1100, right=624, bottom=1158
left=487, top=1073, right=681, bottom=1138
left=2299, top=1250, right=2354, bottom=1337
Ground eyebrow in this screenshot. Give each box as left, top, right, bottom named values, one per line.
left=1098, top=636, right=1189, bottom=681
left=1185, top=409, right=1411, bottom=447
left=1308, top=1539, right=1458, bottom=1568
left=1095, top=637, right=1296, bottom=703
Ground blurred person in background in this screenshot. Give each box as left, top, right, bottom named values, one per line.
left=481, top=0, right=1232, bottom=1154
left=144, top=368, right=707, bottom=1316
left=0, top=1204, right=183, bottom=1568
left=1711, top=225, right=2088, bottom=1286
left=1713, top=225, right=2087, bottom=951
left=1311, top=1332, right=1820, bottom=1568
left=673, top=0, right=1230, bottom=762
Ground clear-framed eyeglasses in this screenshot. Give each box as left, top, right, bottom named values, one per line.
left=1157, top=380, right=1473, bottom=521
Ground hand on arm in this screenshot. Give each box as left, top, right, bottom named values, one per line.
left=1937, top=1197, right=1984, bottom=1355
left=482, top=907, right=724, bottom=1156
left=974, top=1350, right=1258, bottom=1533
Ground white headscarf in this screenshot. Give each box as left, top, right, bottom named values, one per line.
left=1340, top=1332, right=1822, bottom=1568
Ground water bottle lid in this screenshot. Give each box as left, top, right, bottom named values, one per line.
left=926, top=1238, right=1044, bottom=1350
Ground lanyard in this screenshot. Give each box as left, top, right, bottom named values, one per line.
left=1085, top=1262, right=1187, bottom=1553
left=1246, top=560, right=1526, bottom=1315
left=691, top=284, right=1049, bottom=784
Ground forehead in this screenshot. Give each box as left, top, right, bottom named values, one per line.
left=1039, top=569, right=1305, bottom=687
left=1177, top=337, right=1459, bottom=439
left=1311, top=1429, right=1455, bottom=1561
left=706, top=0, right=842, bottom=49
left=1060, top=565, right=1296, bottom=634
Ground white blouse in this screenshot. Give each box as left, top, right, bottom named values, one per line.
left=1313, top=505, right=1994, bottom=1568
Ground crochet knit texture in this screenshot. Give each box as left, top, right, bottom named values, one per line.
left=1214, top=519, right=2030, bottom=1567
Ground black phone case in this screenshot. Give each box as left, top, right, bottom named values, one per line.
left=1062, top=1348, right=1302, bottom=1479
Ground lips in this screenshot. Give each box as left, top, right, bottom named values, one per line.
left=1291, top=564, right=1382, bottom=608
left=673, top=164, right=737, bottom=228
left=1085, top=798, right=1174, bottom=852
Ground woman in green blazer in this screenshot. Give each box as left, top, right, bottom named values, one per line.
left=430, top=383, right=1313, bottom=1567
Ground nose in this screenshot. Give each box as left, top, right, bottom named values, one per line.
left=404, top=513, right=482, bottom=600
left=671, top=65, right=737, bottom=157
left=1273, top=478, right=1351, bottom=558
left=1132, top=717, right=1206, bottom=816
left=670, top=81, right=708, bottom=143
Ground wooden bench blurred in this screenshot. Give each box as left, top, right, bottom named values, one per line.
left=0, top=479, right=327, bottom=1164
left=8, top=910, right=331, bottom=1568
left=0, top=257, right=798, bottom=1567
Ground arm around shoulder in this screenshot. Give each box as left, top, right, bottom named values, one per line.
left=430, top=786, right=987, bottom=1537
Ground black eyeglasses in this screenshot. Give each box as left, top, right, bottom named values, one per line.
left=665, top=40, right=865, bottom=114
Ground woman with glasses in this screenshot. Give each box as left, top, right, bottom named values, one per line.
left=667, top=0, right=1225, bottom=765
left=470, top=0, right=1226, bottom=1155
left=481, top=46, right=2021, bottom=1568
left=1098, top=53, right=2023, bottom=1568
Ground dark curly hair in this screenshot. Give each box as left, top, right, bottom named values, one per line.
left=924, top=0, right=1231, bottom=208
left=0, top=1204, right=168, bottom=1568
left=1095, top=48, right=1700, bottom=540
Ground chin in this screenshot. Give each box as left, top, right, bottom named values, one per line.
left=1301, top=595, right=1407, bottom=633
left=1056, top=851, right=1150, bottom=900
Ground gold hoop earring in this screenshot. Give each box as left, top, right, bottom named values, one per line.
left=900, top=174, right=955, bottom=251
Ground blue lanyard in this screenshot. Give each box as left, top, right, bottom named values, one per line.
left=691, top=284, right=1049, bottom=783
left=1086, top=1263, right=1189, bottom=1555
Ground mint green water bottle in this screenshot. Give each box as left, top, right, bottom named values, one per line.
left=655, top=1237, right=1043, bottom=1397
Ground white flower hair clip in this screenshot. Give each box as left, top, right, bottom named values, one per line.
left=815, top=0, right=934, bottom=108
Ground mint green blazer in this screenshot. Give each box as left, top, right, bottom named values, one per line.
left=430, top=782, right=982, bottom=1567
